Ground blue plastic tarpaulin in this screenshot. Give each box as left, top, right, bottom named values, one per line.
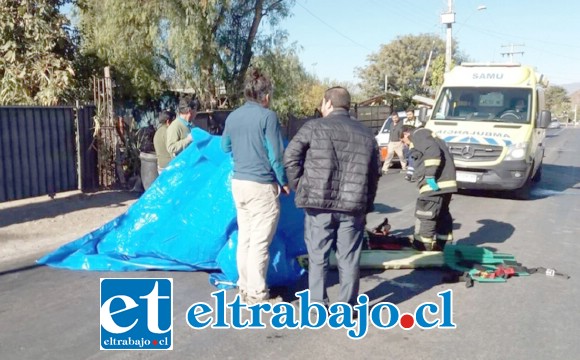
left=38, top=128, right=307, bottom=289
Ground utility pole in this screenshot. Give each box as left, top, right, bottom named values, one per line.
left=422, top=42, right=434, bottom=87
left=441, top=0, right=455, bottom=73
left=500, top=43, right=525, bottom=63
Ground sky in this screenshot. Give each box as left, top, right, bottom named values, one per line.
left=277, top=0, right=580, bottom=88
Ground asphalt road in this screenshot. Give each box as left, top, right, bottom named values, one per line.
left=1, top=127, right=579, bottom=360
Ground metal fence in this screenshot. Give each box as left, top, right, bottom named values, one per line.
left=0, top=106, right=97, bottom=202
left=0, top=104, right=390, bottom=202
left=285, top=105, right=391, bottom=140
left=0, top=107, right=76, bottom=202
left=194, top=110, right=232, bottom=135
left=354, top=105, right=391, bottom=134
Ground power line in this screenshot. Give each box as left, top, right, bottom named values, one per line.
left=524, top=43, right=580, bottom=63
left=367, top=0, right=440, bottom=34
left=295, top=2, right=373, bottom=52
left=500, top=43, right=525, bottom=63
left=457, top=23, right=580, bottom=63
left=458, top=22, right=580, bottom=49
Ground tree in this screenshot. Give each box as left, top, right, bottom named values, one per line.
left=75, top=0, right=165, bottom=103
left=76, top=0, right=295, bottom=108
left=252, top=43, right=312, bottom=123
left=545, top=86, right=570, bottom=110
left=545, top=85, right=571, bottom=118
left=0, top=0, right=75, bottom=105
left=356, top=34, right=444, bottom=100
left=254, top=41, right=366, bottom=123
left=429, top=54, right=447, bottom=91
left=356, top=34, right=466, bottom=102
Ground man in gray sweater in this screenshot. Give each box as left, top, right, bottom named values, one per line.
left=221, top=68, right=289, bottom=305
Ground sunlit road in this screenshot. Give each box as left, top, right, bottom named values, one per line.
left=1, top=127, right=579, bottom=360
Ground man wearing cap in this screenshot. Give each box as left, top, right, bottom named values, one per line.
left=166, top=96, right=199, bottom=157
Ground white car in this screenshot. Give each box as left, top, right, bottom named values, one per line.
left=548, top=119, right=561, bottom=129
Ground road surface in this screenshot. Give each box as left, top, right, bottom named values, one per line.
left=1, top=127, right=579, bottom=360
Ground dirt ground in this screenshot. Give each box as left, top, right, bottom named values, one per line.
left=0, top=190, right=140, bottom=270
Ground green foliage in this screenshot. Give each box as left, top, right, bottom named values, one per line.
left=252, top=42, right=320, bottom=124
left=356, top=34, right=446, bottom=99
left=252, top=42, right=363, bottom=124
left=76, top=0, right=295, bottom=108
left=76, top=0, right=166, bottom=103
left=545, top=85, right=571, bottom=116
left=429, top=54, right=446, bottom=92
left=356, top=34, right=467, bottom=101
left=0, top=0, right=75, bottom=105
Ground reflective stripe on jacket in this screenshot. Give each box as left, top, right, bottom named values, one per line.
left=410, top=128, right=457, bottom=197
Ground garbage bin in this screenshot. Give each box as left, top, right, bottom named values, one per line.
left=139, top=152, right=159, bottom=191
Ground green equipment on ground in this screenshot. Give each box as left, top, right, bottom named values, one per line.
left=296, top=218, right=570, bottom=286
left=443, top=244, right=570, bottom=287
left=443, top=244, right=529, bottom=287
left=331, top=249, right=445, bottom=270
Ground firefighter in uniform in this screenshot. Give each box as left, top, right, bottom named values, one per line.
left=401, top=126, right=457, bottom=251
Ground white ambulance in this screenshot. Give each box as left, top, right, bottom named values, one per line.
left=424, top=63, right=552, bottom=199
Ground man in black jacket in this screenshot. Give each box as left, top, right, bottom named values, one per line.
left=284, top=87, right=381, bottom=306
left=401, top=126, right=457, bottom=251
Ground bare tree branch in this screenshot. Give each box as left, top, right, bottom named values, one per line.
left=234, top=0, right=264, bottom=96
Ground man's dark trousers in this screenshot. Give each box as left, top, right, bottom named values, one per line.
left=304, top=209, right=365, bottom=306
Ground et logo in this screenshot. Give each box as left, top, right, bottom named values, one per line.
left=100, top=278, right=173, bottom=350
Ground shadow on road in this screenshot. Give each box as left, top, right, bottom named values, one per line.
left=538, top=164, right=580, bottom=193
left=0, top=263, right=41, bottom=277
left=457, top=164, right=580, bottom=201
left=372, top=203, right=401, bottom=215
left=363, top=269, right=449, bottom=305
left=455, top=219, right=514, bottom=250
left=0, top=191, right=140, bottom=228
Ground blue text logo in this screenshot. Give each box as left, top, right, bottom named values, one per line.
left=185, top=289, right=456, bottom=339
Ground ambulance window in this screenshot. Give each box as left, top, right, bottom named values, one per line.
left=432, top=88, right=454, bottom=119
left=479, top=92, right=504, bottom=107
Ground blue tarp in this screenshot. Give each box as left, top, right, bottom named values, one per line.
left=38, top=128, right=307, bottom=289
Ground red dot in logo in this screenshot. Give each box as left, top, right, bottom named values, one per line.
left=400, top=313, right=415, bottom=329
left=153, top=340, right=158, bottom=346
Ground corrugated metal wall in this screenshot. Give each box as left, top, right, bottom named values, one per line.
left=285, top=105, right=388, bottom=140
left=0, top=107, right=78, bottom=202
left=76, top=106, right=98, bottom=192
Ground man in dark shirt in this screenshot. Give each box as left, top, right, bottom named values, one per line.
left=381, top=112, right=407, bottom=174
